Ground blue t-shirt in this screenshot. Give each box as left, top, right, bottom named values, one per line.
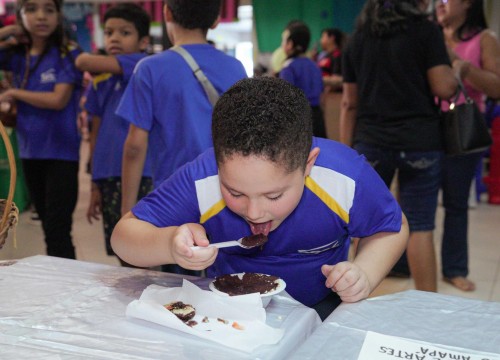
left=115, top=44, right=247, bottom=188
left=85, top=53, right=152, bottom=180
left=132, top=137, right=402, bottom=306
left=0, top=45, right=83, bottom=161
left=280, top=57, right=323, bottom=107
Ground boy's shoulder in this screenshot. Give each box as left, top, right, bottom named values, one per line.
left=313, top=137, right=366, bottom=178
left=139, top=44, right=236, bottom=67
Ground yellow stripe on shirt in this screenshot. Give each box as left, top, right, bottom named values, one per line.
left=305, top=176, right=350, bottom=223
left=200, top=198, right=226, bottom=224
left=92, top=73, right=113, bottom=90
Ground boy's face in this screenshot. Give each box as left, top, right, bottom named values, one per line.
left=320, top=32, right=332, bottom=51
left=218, top=151, right=317, bottom=235
left=281, top=30, right=293, bottom=56
left=103, top=18, right=148, bottom=55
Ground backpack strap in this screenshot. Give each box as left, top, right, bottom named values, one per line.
left=170, top=45, right=219, bottom=106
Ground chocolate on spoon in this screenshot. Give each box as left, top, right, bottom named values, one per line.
left=240, top=233, right=268, bottom=248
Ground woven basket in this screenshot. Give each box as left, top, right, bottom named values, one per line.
left=0, top=120, right=19, bottom=249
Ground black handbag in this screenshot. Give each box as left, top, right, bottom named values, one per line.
left=442, top=79, right=492, bottom=156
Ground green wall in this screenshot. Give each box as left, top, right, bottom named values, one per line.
left=253, top=0, right=365, bottom=53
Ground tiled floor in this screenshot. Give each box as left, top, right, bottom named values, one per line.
left=1, top=142, right=500, bottom=303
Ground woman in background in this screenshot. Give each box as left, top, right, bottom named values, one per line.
left=340, top=0, right=458, bottom=292
left=436, top=0, right=500, bottom=291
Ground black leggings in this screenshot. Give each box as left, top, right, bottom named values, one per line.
left=96, top=177, right=152, bottom=256
left=22, top=159, right=79, bottom=259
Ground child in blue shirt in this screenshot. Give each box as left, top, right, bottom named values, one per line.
left=116, top=0, right=247, bottom=216
left=75, top=4, right=153, bottom=263
left=0, top=0, right=83, bottom=259
left=111, top=77, right=409, bottom=320
left=280, top=22, right=326, bottom=138
left=116, top=0, right=247, bottom=275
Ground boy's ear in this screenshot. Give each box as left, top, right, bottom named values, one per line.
left=304, top=147, right=320, bottom=177
left=164, top=4, right=173, bottom=23
left=210, top=15, right=221, bottom=30
left=139, top=36, right=150, bottom=51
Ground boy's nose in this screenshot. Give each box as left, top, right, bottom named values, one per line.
left=245, top=199, right=264, bottom=222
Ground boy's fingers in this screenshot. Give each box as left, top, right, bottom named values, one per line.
left=323, top=262, right=349, bottom=289
left=321, top=264, right=334, bottom=277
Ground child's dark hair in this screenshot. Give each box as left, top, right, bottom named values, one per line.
left=15, top=0, right=65, bottom=50
left=322, top=28, right=345, bottom=50
left=165, top=0, right=221, bottom=31
left=212, top=77, right=313, bottom=173
left=286, top=23, right=311, bottom=58
left=104, top=4, right=151, bottom=39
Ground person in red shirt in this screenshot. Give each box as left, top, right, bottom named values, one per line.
left=316, top=28, right=345, bottom=92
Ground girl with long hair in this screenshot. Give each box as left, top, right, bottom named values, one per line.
left=0, top=0, right=83, bottom=259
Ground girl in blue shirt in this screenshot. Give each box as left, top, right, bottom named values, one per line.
left=0, top=0, right=83, bottom=259
left=280, top=22, right=326, bottom=138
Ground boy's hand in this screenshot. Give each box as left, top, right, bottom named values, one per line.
left=170, top=223, right=217, bottom=270
left=87, top=186, right=102, bottom=224
left=321, top=262, right=371, bottom=303
left=2, top=25, right=29, bottom=46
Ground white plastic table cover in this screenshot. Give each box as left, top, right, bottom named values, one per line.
left=289, top=289, right=500, bottom=359
left=0, top=255, right=321, bottom=359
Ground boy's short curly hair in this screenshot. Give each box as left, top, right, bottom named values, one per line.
left=212, top=77, right=313, bottom=173
left=104, top=4, right=151, bottom=39
left=165, top=0, right=222, bottom=31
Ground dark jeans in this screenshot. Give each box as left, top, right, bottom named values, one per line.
left=22, top=159, right=79, bottom=259
left=441, top=152, right=483, bottom=278
left=354, top=143, right=442, bottom=231
left=354, top=144, right=443, bottom=277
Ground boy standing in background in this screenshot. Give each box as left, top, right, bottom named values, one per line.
left=117, top=0, right=247, bottom=214
left=116, top=0, right=246, bottom=274
left=75, top=4, right=153, bottom=265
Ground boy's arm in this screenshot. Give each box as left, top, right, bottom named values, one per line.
left=75, top=53, right=123, bottom=74
left=111, top=212, right=215, bottom=268
left=322, top=74, right=343, bottom=90
left=86, top=114, right=101, bottom=223
left=88, top=114, right=101, bottom=166
left=0, top=25, right=27, bottom=50
left=0, top=83, right=74, bottom=110
left=121, top=124, right=148, bottom=215
left=322, top=212, right=409, bottom=302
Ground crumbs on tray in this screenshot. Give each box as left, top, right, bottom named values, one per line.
left=163, top=304, right=245, bottom=331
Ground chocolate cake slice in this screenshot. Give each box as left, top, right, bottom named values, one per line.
left=213, top=273, right=280, bottom=296
left=164, top=301, right=196, bottom=322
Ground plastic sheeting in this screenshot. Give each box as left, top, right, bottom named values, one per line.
left=290, top=290, right=500, bottom=359
left=0, top=255, right=321, bottom=359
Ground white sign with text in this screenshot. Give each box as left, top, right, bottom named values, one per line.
left=358, top=331, right=500, bottom=360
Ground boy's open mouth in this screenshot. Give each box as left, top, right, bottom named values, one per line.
left=248, top=220, right=272, bottom=236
